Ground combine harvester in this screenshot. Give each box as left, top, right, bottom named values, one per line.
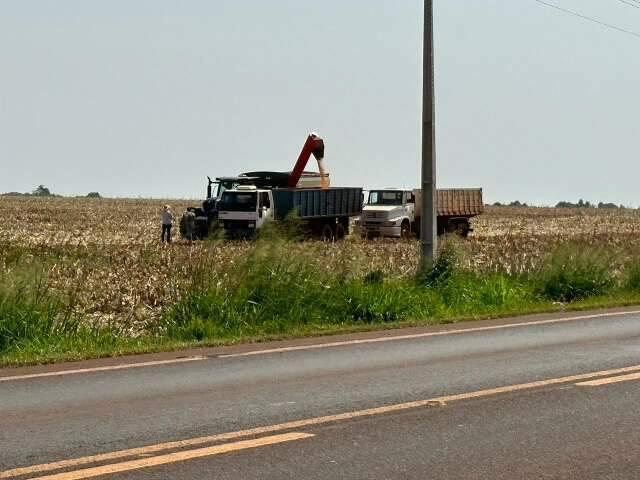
left=182, top=133, right=363, bottom=240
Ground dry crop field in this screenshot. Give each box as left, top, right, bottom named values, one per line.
left=2, top=196, right=640, bottom=335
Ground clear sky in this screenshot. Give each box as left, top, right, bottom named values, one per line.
left=1, top=1, right=638, bottom=205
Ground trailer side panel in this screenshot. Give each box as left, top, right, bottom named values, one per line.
left=414, top=188, right=484, bottom=218
left=273, top=187, right=363, bottom=220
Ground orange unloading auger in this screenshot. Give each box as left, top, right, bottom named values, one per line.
left=287, top=133, right=329, bottom=189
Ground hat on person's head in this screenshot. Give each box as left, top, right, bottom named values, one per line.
left=164, top=204, right=170, bottom=210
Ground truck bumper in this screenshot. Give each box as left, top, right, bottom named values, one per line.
left=224, top=228, right=256, bottom=239
left=362, top=225, right=402, bottom=238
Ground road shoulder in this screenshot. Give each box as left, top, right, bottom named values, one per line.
left=2, top=305, right=639, bottom=379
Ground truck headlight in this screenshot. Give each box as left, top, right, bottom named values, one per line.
left=383, top=219, right=400, bottom=226
left=248, top=223, right=256, bottom=228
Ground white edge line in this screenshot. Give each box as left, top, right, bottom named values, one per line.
left=218, top=310, right=640, bottom=358
left=0, top=356, right=207, bottom=383
left=2, top=309, right=639, bottom=382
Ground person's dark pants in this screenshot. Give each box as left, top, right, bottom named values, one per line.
left=161, top=224, right=172, bottom=243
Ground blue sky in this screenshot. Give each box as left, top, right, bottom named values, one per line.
left=1, top=1, right=639, bottom=205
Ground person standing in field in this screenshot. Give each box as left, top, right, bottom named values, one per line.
left=183, top=208, right=196, bottom=243
left=161, top=205, right=174, bottom=243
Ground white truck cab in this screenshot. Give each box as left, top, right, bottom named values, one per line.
left=218, top=186, right=274, bottom=237
left=359, top=189, right=416, bottom=238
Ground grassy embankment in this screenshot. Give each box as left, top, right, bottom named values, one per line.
left=3, top=227, right=640, bottom=367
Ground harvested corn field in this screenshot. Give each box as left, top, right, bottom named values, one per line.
left=2, top=195, right=640, bottom=365
left=3, top=196, right=640, bottom=328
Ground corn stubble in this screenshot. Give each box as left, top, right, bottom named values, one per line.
left=2, top=196, right=640, bottom=337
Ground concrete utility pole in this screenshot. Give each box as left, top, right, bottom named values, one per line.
left=420, top=0, right=437, bottom=265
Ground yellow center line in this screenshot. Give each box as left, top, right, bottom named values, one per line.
left=27, top=432, right=314, bottom=480
left=5, top=362, right=640, bottom=479
left=576, top=371, right=640, bottom=387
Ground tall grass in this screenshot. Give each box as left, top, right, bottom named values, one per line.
left=625, top=258, right=640, bottom=292
left=532, top=245, right=615, bottom=302
left=0, top=270, right=128, bottom=363
left=163, top=238, right=619, bottom=343
left=4, top=234, right=640, bottom=365
left=0, top=281, right=78, bottom=354
left=163, top=238, right=438, bottom=340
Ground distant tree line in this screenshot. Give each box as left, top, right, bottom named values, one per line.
left=491, top=200, right=529, bottom=207
left=0, top=185, right=59, bottom=197
left=555, top=199, right=624, bottom=209
left=0, top=185, right=101, bottom=198
left=491, top=199, right=625, bottom=209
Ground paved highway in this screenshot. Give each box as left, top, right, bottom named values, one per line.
left=2, top=307, right=640, bottom=479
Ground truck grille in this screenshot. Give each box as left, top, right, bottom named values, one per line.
left=224, top=220, right=252, bottom=229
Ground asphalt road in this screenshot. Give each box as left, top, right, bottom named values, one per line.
left=2, top=308, right=640, bottom=479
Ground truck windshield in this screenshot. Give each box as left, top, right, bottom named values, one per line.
left=220, top=192, right=257, bottom=212
left=368, top=191, right=403, bottom=206
left=215, top=180, right=240, bottom=198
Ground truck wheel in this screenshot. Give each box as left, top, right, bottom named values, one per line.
left=401, top=220, right=411, bottom=239
left=338, top=217, right=350, bottom=236
left=456, top=221, right=470, bottom=238
left=412, top=220, right=421, bottom=236
left=321, top=224, right=335, bottom=242
left=445, top=222, right=456, bottom=234
left=335, top=223, right=346, bottom=240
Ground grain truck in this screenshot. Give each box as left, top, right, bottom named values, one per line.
left=180, top=172, right=328, bottom=239
left=219, top=185, right=362, bottom=239
left=187, top=133, right=363, bottom=240
left=181, top=133, right=333, bottom=239
left=358, top=188, right=484, bottom=238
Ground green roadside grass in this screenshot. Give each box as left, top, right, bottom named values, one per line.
left=2, top=293, right=640, bottom=368
left=3, top=238, right=640, bottom=368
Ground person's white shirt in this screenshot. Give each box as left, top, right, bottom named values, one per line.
left=161, top=211, right=174, bottom=225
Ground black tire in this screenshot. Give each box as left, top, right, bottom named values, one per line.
left=413, top=221, right=421, bottom=237
left=338, top=217, right=350, bottom=236
left=444, top=219, right=470, bottom=238
left=400, top=220, right=411, bottom=239
left=455, top=221, right=470, bottom=238
left=321, top=224, right=335, bottom=242
left=335, top=223, right=346, bottom=240
left=445, top=221, right=456, bottom=234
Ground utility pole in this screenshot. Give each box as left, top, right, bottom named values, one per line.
left=420, top=0, right=437, bottom=265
